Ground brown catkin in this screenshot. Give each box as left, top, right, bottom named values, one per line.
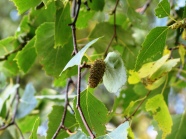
left=88, top=59, right=106, bottom=88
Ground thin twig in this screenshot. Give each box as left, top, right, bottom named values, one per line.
left=68, top=0, right=95, bottom=138
left=0, top=44, right=25, bottom=61
left=0, top=77, right=24, bottom=139
left=104, top=0, right=119, bottom=58
left=52, top=79, right=73, bottom=139
left=14, top=122, right=25, bottom=139
left=76, top=66, right=95, bottom=139
left=136, top=0, right=152, bottom=14
left=69, top=0, right=81, bottom=26
left=123, top=91, right=151, bottom=123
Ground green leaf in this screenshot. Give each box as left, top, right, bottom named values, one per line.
left=55, top=2, right=71, bottom=47
left=62, top=37, right=101, bottom=72
left=10, top=0, right=41, bottom=14
left=3, top=54, right=19, bottom=76
left=73, top=90, right=108, bottom=136
left=35, top=22, right=73, bottom=77
left=103, top=52, right=127, bottom=93
left=96, top=122, right=130, bottom=139
left=29, top=117, right=40, bottom=139
left=16, top=83, right=37, bottom=119
left=88, top=0, right=105, bottom=11
left=146, top=94, right=172, bottom=139
left=120, top=0, right=142, bottom=26
left=0, top=100, right=7, bottom=119
left=127, top=127, right=135, bottom=139
left=41, top=0, right=52, bottom=8
left=89, top=22, right=135, bottom=54
left=46, top=105, right=77, bottom=139
left=76, top=10, right=95, bottom=29
left=135, top=27, right=168, bottom=70
left=66, top=131, right=89, bottom=139
left=183, top=5, right=186, bottom=18
left=15, top=16, right=30, bottom=36
left=155, top=0, right=170, bottom=18
left=15, top=37, right=37, bottom=73
left=29, top=2, right=56, bottom=27
left=178, top=45, right=185, bottom=66
left=166, top=113, right=186, bottom=139
left=0, top=36, right=15, bottom=57
left=17, top=115, right=38, bottom=133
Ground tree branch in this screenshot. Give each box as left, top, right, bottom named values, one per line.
left=104, top=0, right=119, bottom=58
left=123, top=91, right=151, bottom=123
left=0, top=44, right=25, bottom=61
left=52, top=79, right=73, bottom=139
left=68, top=0, right=95, bottom=138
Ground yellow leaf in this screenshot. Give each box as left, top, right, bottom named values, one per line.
left=138, top=62, right=154, bottom=78
left=146, top=76, right=166, bottom=90
left=128, top=70, right=140, bottom=84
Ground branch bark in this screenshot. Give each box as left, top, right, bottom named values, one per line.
left=104, top=0, right=119, bottom=58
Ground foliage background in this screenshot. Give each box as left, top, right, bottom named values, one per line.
left=0, top=0, right=186, bottom=139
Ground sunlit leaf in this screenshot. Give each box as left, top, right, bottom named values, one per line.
left=16, top=83, right=37, bottom=118
left=138, top=62, right=154, bottom=78
left=128, top=70, right=140, bottom=84
left=146, top=94, right=172, bottom=139
left=96, top=122, right=130, bottom=139
left=150, top=58, right=180, bottom=80
left=47, top=105, right=77, bottom=139
left=138, top=54, right=169, bottom=78
left=135, top=27, right=168, bottom=70
left=73, top=90, right=108, bottom=136
left=155, top=0, right=170, bottom=18
left=62, top=37, right=101, bottom=72
left=146, top=76, right=166, bottom=90
left=10, top=0, right=41, bottom=14
left=103, top=52, right=127, bottom=93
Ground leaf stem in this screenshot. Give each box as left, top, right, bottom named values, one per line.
left=104, top=0, right=119, bottom=58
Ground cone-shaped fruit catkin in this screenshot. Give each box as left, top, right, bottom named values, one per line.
left=88, top=59, right=106, bottom=88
